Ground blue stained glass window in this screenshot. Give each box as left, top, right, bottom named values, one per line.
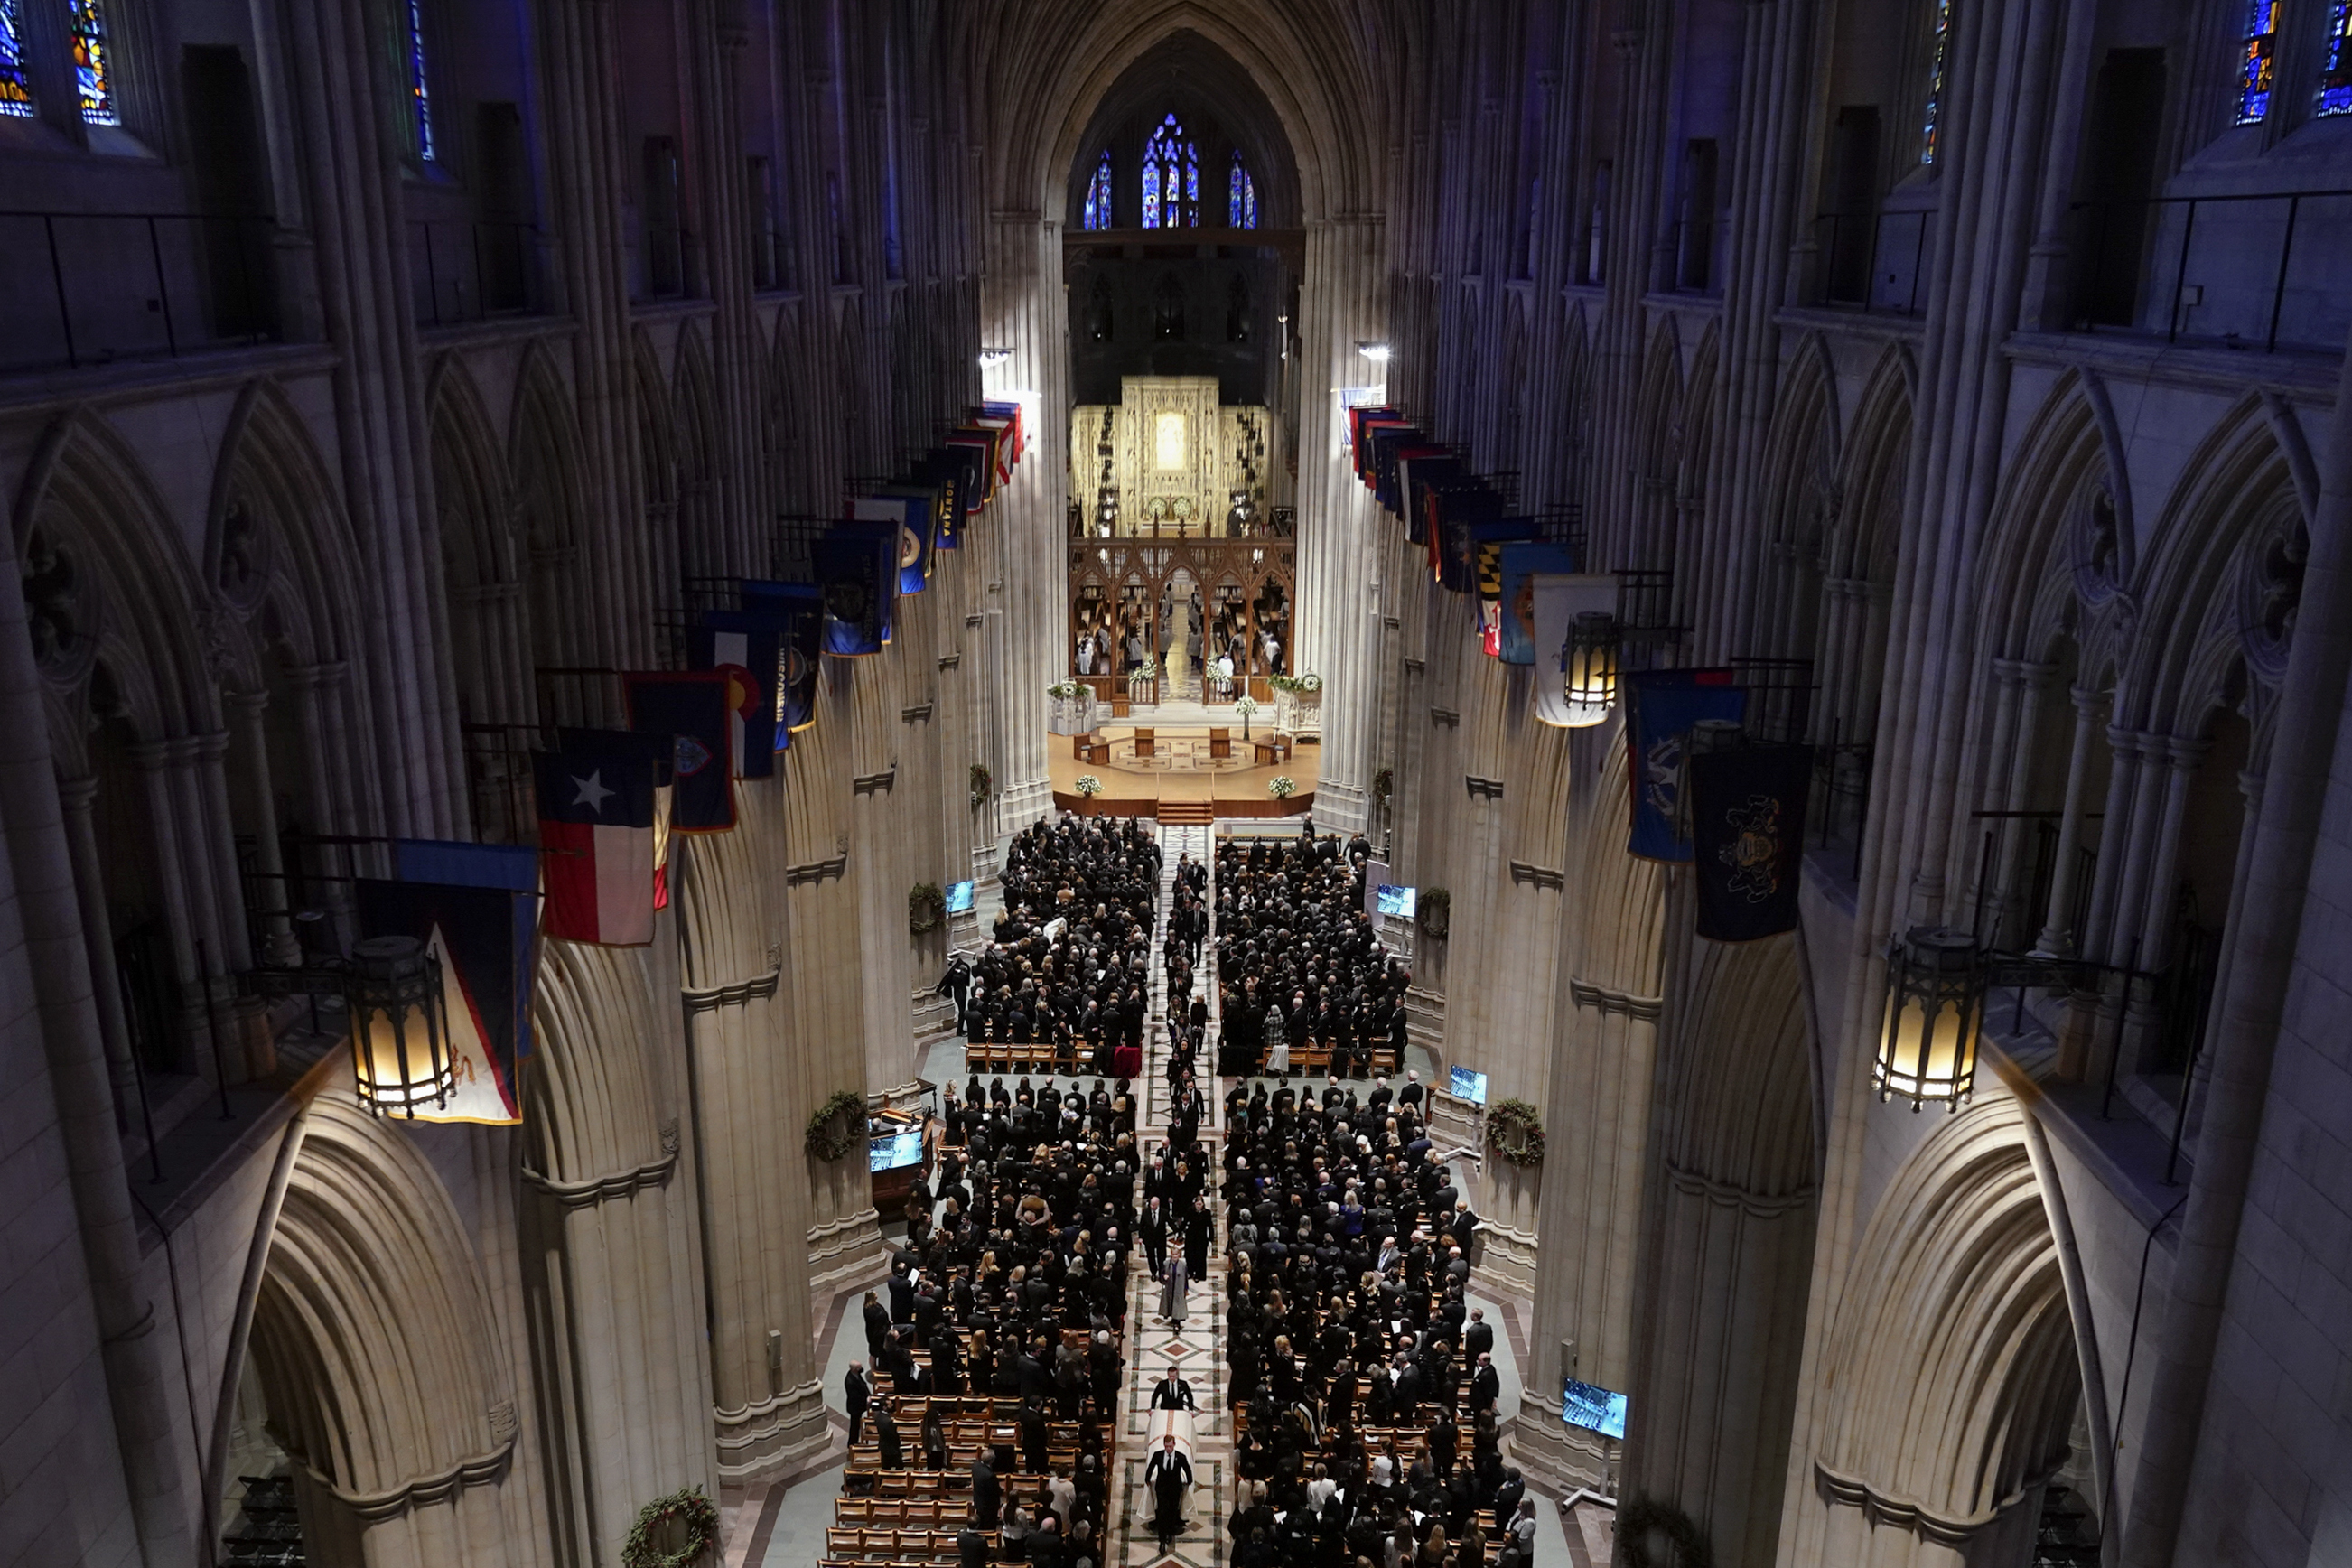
left=1083, top=151, right=1114, bottom=229
left=1920, top=0, right=1951, bottom=163
left=2238, top=0, right=2281, bottom=123
left=404, top=0, right=434, bottom=158
left=1228, top=153, right=1257, bottom=229
left=2318, top=2, right=2352, bottom=117
left=0, top=0, right=34, bottom=117
left=1143, top=113, right=1196, bottom=228
left=68, top=0, right=115, bottom=125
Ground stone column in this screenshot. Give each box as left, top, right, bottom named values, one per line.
left=2030, top=686, right=2106, bottom=957
left=55, top=774, right=141, bottom=1125
left=1983, top=659, right=2053, bottom=947
left=226, top=690, right=302, bottom=966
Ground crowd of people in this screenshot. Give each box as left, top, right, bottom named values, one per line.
left=957, top=817, right=1162, bottom=1071
left=1217, top=1070, right=1535, bottom=1568
left=1215, top=827, right=1412, bottom=1078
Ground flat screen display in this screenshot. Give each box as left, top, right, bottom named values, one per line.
left=1376, top=884, right=1417, bottom=919
left=1450, top=1067, right=1489, bottom=1105
left=1562, top=1377, right=1628, bottom=1441
left=945, top=881, right=975, bottom=914
left=869, top=1127, right=926, bottom=1172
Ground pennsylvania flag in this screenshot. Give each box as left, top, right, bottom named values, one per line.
left=624, top=670, right=737, bottom=831
left=536, top=737, right=658, bottom=945
left=1625, top=669, right=1746, bottom=862
left=813, top=525, right=894, bottom=656
left=1691, top=744, right=1815, bottom=942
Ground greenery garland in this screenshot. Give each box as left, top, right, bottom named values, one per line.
left=1486, top=1097, right=1547, bottom=1166
left=909, top=882, right=947, bottom=935
left=1613, top=1496, right=1714, bottom=1568
left=621, top=1486, right=718, bottom=1568
left=969, top=761, right=993, bottom=808
left=805, top=1090, right=866, bottom=1161
left=1370, top=766, right=1395, bottom=805
left=1418, top=886, right=1451, bottom=940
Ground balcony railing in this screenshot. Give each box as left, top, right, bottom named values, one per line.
left=0, top=210, right=278, bottom=374
left=2067, top=187, right=2352, bottom=353
left=409, top=218, right=546, bottom=328
left=1804, top=209, right=1936, bottom=318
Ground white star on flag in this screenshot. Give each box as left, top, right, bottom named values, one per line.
left=570, top=770, right=614, bottom=813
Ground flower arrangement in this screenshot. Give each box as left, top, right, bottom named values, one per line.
left=1048, top=680, right=1084, bottom=700
left=1233, top=695, right=1261, bottom=718
left=1486, top=1097, right=1547, bottom=1167
left=1127, top=666, right=1154, bottom=696
left=1417, top=886, right=1451, bottom=940
left=968, top=761, right=993, bottom=809
left=621, top=1487, right=719, bottom=1568
left=1299, top=671, right=1323, bottom=694
left=909, top=882, right=947, bottom=935
left=1074, top=775, right=1104, bottom=797
left=805, top=1090, right=867, bottom=1161
left=1268, top=776, right=1297, bottom=800
left=1267, top=674, right=1304, bottom=694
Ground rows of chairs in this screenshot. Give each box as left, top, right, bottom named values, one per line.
left=961, top=1042, right=1099, bottom=1074
left=1268, top=1044, right=1401, bottom=1078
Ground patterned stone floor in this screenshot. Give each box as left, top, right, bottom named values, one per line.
left=1110, top=824, right=1231, bottom=1568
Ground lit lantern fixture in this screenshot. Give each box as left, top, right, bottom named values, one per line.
left=1560, top=611, right=1619, bottom=727
left=1356, top=341, right=1392, bottom=363
left=346, top=936, right=455, bottom=1117
left=1875, top=926, right=1984, bottom=1112
left=976, top=347, right=1013, bottom=369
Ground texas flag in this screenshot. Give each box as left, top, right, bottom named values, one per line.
left=535, top=739, right=657, bottom=945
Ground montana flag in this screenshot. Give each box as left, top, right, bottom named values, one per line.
left=689, top=614, right=780, bottom=775
left=536, top=738, right=657, bottom=945
left=1691, top=744, right=1815, bottom=941
left=1498, top=543, right=1580, bottom=666
left=1531, top=574, right=1619, bottom=725
left=813, top=524, right=894, bottom=655
left=624, top=670, right=736, bottom=831
left=1626, top=670, right=1746, bottom=862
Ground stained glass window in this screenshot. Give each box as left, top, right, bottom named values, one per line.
left=1920, top=0, right=1951, bottom=163
left=68, top=0, right=115, bottom=125
left=0, top=0, right=33, bottom=117
left=2237, top=0, right=2281, bottom=123
left=1143, top=113, right=1196, bottom=229
left=403, top=0, right=434, bottom=159
left=1083, top=151, right=1114, bottom=229
left=1228, top=153, right=1257, bottom=229
left=2318, top=2, right=2352, bottom=117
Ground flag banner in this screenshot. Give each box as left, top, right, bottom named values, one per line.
left=978, top=400, right=1027, bottom=466
left=942, top=436, right=994, bottom=512
left=1434, top=487, right=1506, bottom=591
left=887, top=474, right=958, bottom=552
left=812, top=525, right=894, bottom=655
left=559, top=728, right=673, bottom=909
left=1393, top=448, right=1457, bottom=538
left=950, top=426, right=1003, bottom=496
left=1368, top=425, right=1426, bottom=507
left=779, top=609, right=820, bottom=733
left=1382, top=436, right=1444, bottom=519
left=854, top=493, right=932, bottom=594
left=1470, top=518, right=1542, bottom=648
left=1348, top=406, right=1403, bottom=480
left=536, top=738, right=657, bottom=945
left=1691, top=744, right=1815, bottom=941
left=353, top=873, right=528, bottom=1124
left=389, top=836, right=538, bottom=1068
left=1531, top=574, right=1619, bottom=725
left=1498, top=543, right=1581, bottom=665
left=970, top=416, right=1015, bottom=481
left=688, top=618, right=779, bottom=775
left=1626, top=670, right=1747, bottom=862
left=624, top=670, right=736, bottom=831
left=1357, top=420, right=1414, bottom=492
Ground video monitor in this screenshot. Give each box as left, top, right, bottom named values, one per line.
left=1562, top=1377, right=1629, bottom=1441
left=945, top=881, right=975, bottom=914
left=1376, top=884, right=1417, bottom=919
left=1449, top=1066, right=1489, bottom=1105
left=869, top=1127, right=926, bottom=1172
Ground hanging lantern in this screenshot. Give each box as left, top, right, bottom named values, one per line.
left=1874, top=927, right=1984, bottom=1112
left=1560, top=611, right=1619, bottom=727
left=345, top=936, right=455, bottom=1117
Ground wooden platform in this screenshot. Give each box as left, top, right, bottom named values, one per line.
left=1048, top=723, right=1317, bottom=819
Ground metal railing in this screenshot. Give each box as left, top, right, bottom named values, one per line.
left=409, top=218, right=545, bottom=328
left=2067, top=186, right=2352, bottom=353
left=0, top=209, right=278, bottom=374
left=1804, top=209, right=1936, bottom=318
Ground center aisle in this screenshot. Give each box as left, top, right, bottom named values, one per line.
left=1113, top=823, right=1229, bottom=1568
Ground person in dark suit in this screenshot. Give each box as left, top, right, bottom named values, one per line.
left=873, top=1401, right=902, bottom=1468
left=888, top=1262, right=916, bottom=1324
left=958, top=1521, right=990, bottom=1568
left=863, top=1290, right=891, bottom=1358
left=1146, top=1434, right=1193, bottom=1546
left=844, top=1361, right=872, bottom=1446
left=1468, top=1352, right=1500, bottom=1415
left=1490, top=1467, right=1526, bottom=1537
left=971, top=1454, right=1002, bottom=1528
left=1020, top=1400, right=1050, bottom=1475
left=1139, top=1197, right=1169, bottom=1280
left=1462, top=1307, right=1495, bottom=1362
left=1150, top=1371, right=1196, bottom=1410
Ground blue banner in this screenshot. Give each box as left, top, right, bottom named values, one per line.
left=1626, top=671, right=1747, bottom=862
